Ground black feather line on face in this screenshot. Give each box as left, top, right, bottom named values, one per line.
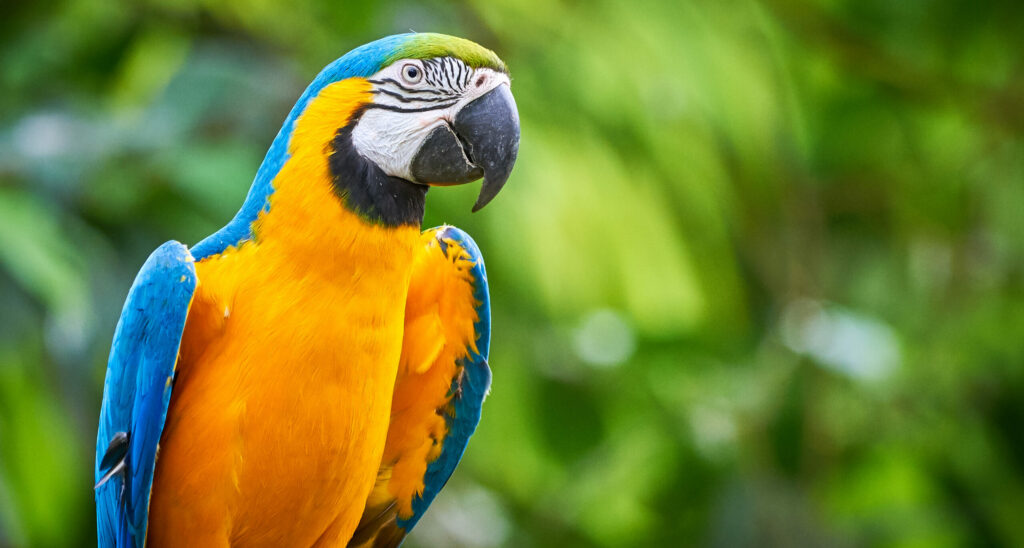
left=441, top=59, right=454, bottom=90
left=363, top=101, right=458, bottom=113
left=367, top=78, right=448, bottom=96
left=371, top=88, right=452, bottom=104
left=423, top=58, right=441, bottom=86
left=328, top=106, right=427, bottom=227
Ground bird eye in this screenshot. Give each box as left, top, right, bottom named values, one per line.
left=401, top=64, right=423, bottom=84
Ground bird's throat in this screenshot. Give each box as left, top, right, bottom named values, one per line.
left=329, top=116, right=428, bottom=227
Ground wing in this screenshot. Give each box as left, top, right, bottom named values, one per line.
left=95, top=241, right=198, bottom=548
left=350, top=226, right=492, bottom=548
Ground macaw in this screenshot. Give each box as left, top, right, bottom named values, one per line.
left=94, top=33, right=519, bottom=547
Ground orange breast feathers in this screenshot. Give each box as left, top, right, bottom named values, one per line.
left=356, top=228, right=481, bottom=538
left=146, top=77, right=423, bottom=547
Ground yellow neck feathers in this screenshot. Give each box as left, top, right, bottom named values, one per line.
left=246, top=77, right=421, bottom=273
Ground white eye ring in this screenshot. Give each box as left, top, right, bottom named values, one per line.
left=401, top=63, right=423, bottom=84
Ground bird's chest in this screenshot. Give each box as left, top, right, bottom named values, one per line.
left=166, top=240, right=416, bottom=542
left=227, top=283, right=405, bottom=491
left=199, top=252, right=411, bottom=443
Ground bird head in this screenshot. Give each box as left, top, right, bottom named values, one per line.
left=191, top=34, right=518, bottom=256
left=263, top=33, right=519, bottom=226
left=350, top=35, right=519, bottom=213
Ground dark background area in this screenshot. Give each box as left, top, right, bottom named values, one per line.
left=2, top=0, right=1024, bottom=546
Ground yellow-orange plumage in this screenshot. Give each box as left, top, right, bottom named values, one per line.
left=384, top=232, right=480, bottom=514
left=148, top=78, right=421, bottom=546
left=352, top=230, right=483, bottom=547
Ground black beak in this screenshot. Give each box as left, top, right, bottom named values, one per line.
left=410, top=84, right=520, bottom=211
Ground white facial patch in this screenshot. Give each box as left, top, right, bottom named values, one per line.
left=351, top=58, right=511, bottom=182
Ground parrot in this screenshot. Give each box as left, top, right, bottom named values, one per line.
left=93, top=32, right=519, bottom=547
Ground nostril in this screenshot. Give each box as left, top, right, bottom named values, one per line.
left=475, top=75, right=486, bottom=87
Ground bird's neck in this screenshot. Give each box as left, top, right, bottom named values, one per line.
left=287, top=76, right=428, bottom=227
left=244, top=78, right=423, bottom=274
left=250, top=163, right=421, bottom=276
left=327, top=115, right=428, bottom=227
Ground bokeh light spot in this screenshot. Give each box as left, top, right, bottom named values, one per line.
left=573, top=309, right=636, bottom=368
left=781, top=299, right=902, bottom=382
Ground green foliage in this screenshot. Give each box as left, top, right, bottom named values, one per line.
left=2, top=0, right=1023, bottom=546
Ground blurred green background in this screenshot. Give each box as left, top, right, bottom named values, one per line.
left=2, top=0, right=1024, bottom=546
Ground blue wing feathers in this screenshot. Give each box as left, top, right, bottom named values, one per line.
left=95, top=241, right=197, bottom=548
left=398, top=226, right=493, bottom=532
